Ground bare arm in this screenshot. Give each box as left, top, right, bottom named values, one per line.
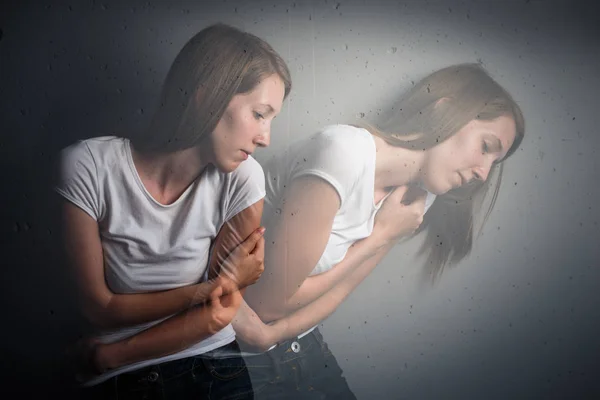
left=243, top=176, right=342, bottom=321
left=277, top=242, right=395, bottom=339
left=269, top=187, right=427, bottom=341
left=90, top=200, right=264, bottom=372
left=259, top=233, right=386, bottom=321
left=235, top=240, right=395, bottom=350
left=235, top=186, right=427, bottom=349
left=95, top=283, right=242, bottom=371
left=245, top=184, right=422, bottom=322
left=62, top=201, right=219, bottom=330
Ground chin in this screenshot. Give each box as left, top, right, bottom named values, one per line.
left=420, top=181, right=448, bottom=196
left=218, top=164, right=237, bottom=174
left=217, top=159, right=242, bottom=174
left=431, top=188, right=449, bottom=196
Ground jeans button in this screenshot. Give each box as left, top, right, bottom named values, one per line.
left=291, top=341, right=301, bottom=353
left=147, top=371, right=159, bottom=382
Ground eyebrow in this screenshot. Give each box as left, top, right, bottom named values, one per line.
left=490, top=136, right=503, bottom=153
left=490, top=136, right=507, bottom=164
left=259, top=104, right=275, bottom=114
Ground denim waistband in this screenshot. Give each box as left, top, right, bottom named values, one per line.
left=268, top=328, right=324, bottom=359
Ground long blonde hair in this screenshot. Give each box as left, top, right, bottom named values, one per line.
left=132, top=23, right=292, bottom=153
left=361, top=63, right=525, bottom=282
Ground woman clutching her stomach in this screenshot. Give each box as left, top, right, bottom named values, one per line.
left=235, top=63, right=525, bottom=399
left=71, top=63, right=525, bottom=399
left=56, top=23, right=291, bottom=399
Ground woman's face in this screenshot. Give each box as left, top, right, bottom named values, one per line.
left=208, top=74, right=285, bottom=172
left=420, top=115, right=517, bottom=195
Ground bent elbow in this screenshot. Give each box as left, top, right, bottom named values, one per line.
left=81, top=308, right=111, bottom=330
left=81, top=301, right=121, bottom=330
left=253, top=303, right=291, bottom=323
left=244, top=290, right=294, bottom=322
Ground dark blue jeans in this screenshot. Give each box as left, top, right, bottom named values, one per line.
left=80, top=340, right=253, bottom=400
left=243, top=328, right=357, bottom=400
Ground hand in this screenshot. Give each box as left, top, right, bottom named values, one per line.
left=373, top=185, right=427, bottom=244
left=217, top=227, right=266, bottom=290
left=66, top=336, right=107, bottom=381
left=205, top=278, right=244, bottom=334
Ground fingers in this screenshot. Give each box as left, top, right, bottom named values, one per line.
left=250, top=235, right=264, bottom=257
left=399, top=186, right=425, bottom=205
left=389, top=185, right=409, bottom=203
left=228, top=288, right=243, bottom=308
left=237, top=227, right=266, bottom=255
left=249, top=236, right=265, bottom=282
left=407, top=191, right=427, bottom=212
left=218, top=286, right=243, bottom=310
left=210, top=290, right=223, bottom=310
left=209, top=283, right=224, bottom=301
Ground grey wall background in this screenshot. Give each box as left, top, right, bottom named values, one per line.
left=1, top=0, right=599, bottom=398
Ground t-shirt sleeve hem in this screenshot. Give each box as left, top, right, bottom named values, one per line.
left=54, top=187, right=99, bottom=221
left=223, top=190, right=266, bottom=223
left=291, top=169, right=346, bottom=208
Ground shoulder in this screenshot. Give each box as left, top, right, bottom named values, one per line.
left=308, top=124, right=375, bottom=163
left=285, top=125, right=373, bottom=201
left=320, top=124, right=373, bottom=142
left=55, top=137, right=122, bottom=220
left=59, top=136, right=123, bottom=165
left=312, top=124, right=374, bottom=155
left=219, top=155, right=266, bottom=221
left=221, top=155, right=266, bottom=195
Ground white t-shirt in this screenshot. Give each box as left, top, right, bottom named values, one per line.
left=261, top=124, right=436, bottom=340
left=55, top=136, right=265, bottom=386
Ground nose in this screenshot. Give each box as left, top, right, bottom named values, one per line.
left=255, top=127, right=271, bottom=148
left=472, top=163, right=491, bottom=182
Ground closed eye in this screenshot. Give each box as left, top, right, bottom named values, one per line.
left=482, top=141, right=489, bottom=154
left=253, top=111, right=264, bottom=120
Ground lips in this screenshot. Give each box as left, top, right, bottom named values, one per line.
left=240, top=150, right=251, bottom=160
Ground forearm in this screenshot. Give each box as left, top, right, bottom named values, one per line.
left=273, top=243, right=395, bottom=341
left=97, top=302, right=221, bottom=370
left=232, top=299, right=274, bottom=348
left=255, top=233, right=387, bottom=321
left=285, top=235, right=386, bottom=312
left=98, top=280, right=216, bottom=329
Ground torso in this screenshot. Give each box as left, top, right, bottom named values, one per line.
left=263, top=124, right=383, bottom=276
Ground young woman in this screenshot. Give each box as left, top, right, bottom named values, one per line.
left=75, top=63, right=524, bottom=399
left=233, top=63, right=525, bottom=399
left=56, top=23, right=291, bottom=399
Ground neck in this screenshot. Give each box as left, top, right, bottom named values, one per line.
left=131, top=144, right=208, bottom=191
left=371, top=134, right=426, bottom=191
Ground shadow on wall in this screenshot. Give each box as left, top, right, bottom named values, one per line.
left=0, top=3, right=168, bottom=395
left=0, top=103, right=115, bottom=399
left=0, top=49, right=144, bottom=400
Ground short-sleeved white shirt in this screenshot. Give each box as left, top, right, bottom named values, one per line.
left=261, top=124, right=436, bottom=338
left=55, top=136, right=265, bottom=386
